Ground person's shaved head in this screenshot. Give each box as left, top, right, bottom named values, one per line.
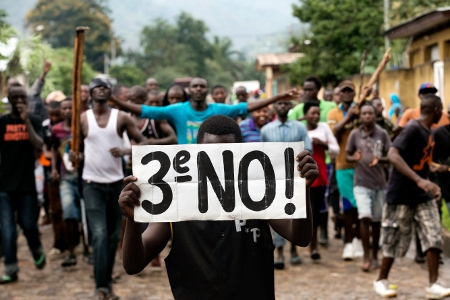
left=420, top=94, right=442, bottom=124
left=128, top=85, right=148, bottom=105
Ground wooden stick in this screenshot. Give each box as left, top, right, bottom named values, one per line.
left=71, top=26, right=89, bottom=168
left=358, top=50, right=367, bottom=99
left=357, top=47, right=391, bottom=104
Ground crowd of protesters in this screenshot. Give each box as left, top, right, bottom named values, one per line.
left=0, top=60, right=449, bottom=299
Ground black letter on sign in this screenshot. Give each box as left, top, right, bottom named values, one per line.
left=140, top=151, right=172, bottom=215
left=173, top=150, right=192, bottom=183
left=284, top=148, right=294, bottom=199
left=238, top=151, right=276, bottom=211
left=197, top=150, right=235, bottom=213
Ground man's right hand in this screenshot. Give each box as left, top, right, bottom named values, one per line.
left=51, top=169, right=60, bottom=182
left=346, top=106, right=357, bottom=119
left=417, top=179, right=441, bottom=200
left=43, top=60, right=52, bottom=75
left=119, top=176, right=141, bottom=220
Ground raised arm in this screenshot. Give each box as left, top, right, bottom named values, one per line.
left=110, top=96, right=142, bottom=115
left=269, top=150, right=318, bottom=246
left=247, top=89, right=299, bottom=112
left=119, top=176, right=171, bottom=274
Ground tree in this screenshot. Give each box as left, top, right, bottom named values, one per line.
left=286, top=0, right=384, bottom=86
left=109, top=65, right=146, bottom=87
left=25, top=0, right=119, bottom=71
left=390, top=0, right=450, bottom=24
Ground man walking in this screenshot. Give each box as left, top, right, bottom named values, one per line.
left=0, top=83, right=46, bottom=284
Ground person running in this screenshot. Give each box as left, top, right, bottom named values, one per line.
left=71, top=77, right=147, bottom=300
left=0, top=83, right=46, bottom=284
left=261, top=98, right=312, bottom=268
left=327, top=80, right=362, bottom=260
left=303, top=101, right=339, bottom=260
left=373, top=94, right=450, bottom=299
left=119, top=115, right=318, bottom=299
left=110, top=77, right=299, bottom=144
left=346, top=103, right=391, bottom=272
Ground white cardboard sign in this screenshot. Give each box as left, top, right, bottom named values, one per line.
left=132, top=142, right=306, bottom=222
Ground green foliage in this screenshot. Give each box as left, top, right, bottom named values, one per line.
left=25, top=0, right=119, bottom=71
left=42, top=48, right=96, bottom=97
left=125, top=12, right=263, bottom=92
left=109, top=64, right=146, bottom=88
left=390, top=0, right=450, bottom=24
left=287, top=0, right=385, bottom=86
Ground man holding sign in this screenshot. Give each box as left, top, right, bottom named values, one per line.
left=119, top=115, right=318, bottom=299
left=110, top=77, right=299, bottom=144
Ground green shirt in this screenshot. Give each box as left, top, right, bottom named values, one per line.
left=288, top=99, right=337, bottom=123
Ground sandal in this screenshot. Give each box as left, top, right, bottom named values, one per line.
left=290, top=256, right=302, bottom=265
left=274, top=259, right=285, bottom=270
left=310, top=250, right=321, bottom=261
left=0, top=273, right=18, bottom=284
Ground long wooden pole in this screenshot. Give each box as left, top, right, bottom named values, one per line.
left=356, top=48, right=391, bottom=104
left=71, top=26, right=89, bottom=168
left=358, top=50, right=367, bottom=99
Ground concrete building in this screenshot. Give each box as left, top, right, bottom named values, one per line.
left=380, top=7, right=450, bottom=109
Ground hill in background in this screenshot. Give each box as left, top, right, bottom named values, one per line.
left=0, top=0, right=303, bottom=59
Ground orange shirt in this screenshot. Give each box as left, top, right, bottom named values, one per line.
left=399, top=107, right=449, bottom=129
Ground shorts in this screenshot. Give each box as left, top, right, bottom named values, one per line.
left=335, top=168, right=356, bottom=211
left=381, top=201, right=442, bottom=258
left=353, top=186, right=384, bottom=222
left=60, top=173, right=81, bottom=220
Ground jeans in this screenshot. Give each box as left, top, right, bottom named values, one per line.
left=83, top=180, right=123, bottom=294
left=0, top=192, right=42, bottom=275
left=60, top=173, right=81, bottom=220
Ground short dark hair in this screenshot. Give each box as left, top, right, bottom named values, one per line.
left=7, top=82, right=24, bottom=95
left=162, top=84, right=189, bottom=106
left=197, top=115, right=242, bottom=144
left=112, top=84, right=127, bottom=96
left=211, top=85, right=227, bottom=93
left=303, top=101, right=320, bottom=115
left=304, top=75, right=322, bottom=91
left=129, top=85, right=147, bottom=100
left=48, top=101, right=62, bottom=109
left=420, top=94, right=442, bottom=114
left=360, top=102, right=376, bottom=113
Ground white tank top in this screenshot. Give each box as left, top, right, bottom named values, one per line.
left=82, top=108, right=124, bottom=183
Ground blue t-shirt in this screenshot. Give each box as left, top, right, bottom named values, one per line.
left=140, top=102, right=248, bottom=144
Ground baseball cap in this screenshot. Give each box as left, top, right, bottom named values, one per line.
left=418, top=82, right=437, bottom=95
left=89, top=77, right=112, bottom=95
left=338, top=80, right=355, bottom=92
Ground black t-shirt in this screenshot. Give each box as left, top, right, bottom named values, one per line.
left=166, top=219, right=275, bottom=300
left=433, top=124, right=450, bottom=199
left=0, top=114, right=43, bottom=193
left=386, top=120, right=433, bottom=205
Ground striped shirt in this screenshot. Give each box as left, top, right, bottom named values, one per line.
left=239, top=118, right=262, bottom=142
left=261, top=119, right=312, bottom=152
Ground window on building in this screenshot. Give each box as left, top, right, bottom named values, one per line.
left=425, top=44, right=439, bottom=61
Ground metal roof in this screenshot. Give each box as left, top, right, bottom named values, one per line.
left=385, top=7, right=450, bottom=39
